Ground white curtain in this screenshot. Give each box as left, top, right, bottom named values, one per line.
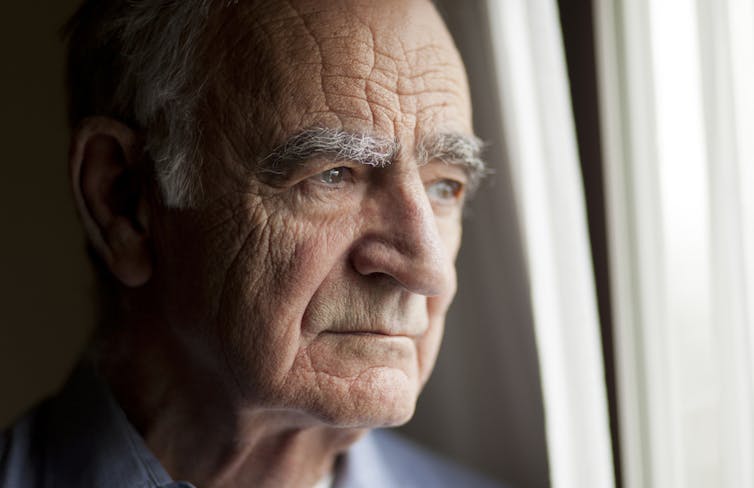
left=595, top=0, right=754, bottom=486
left=485, top=1, right=616, bottom=487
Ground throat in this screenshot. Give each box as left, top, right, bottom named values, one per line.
left=157, top=423, right=364, bottom=488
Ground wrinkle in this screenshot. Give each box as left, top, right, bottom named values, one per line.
left=322, top=91, right=376, bottom=106
left=317, top=36, right=375, bottom=51
left=365, top=76, right=400, bottom=97
left=215, top=216, right=268, bottom=401
left=396, top=38, right=410, bottom=134
left=321, top=73, right=369, bottom=83
left=320, top=60, right=373, bottom=75
left=415, top=99, right=464, bottom=115
left=403, top=68, right=460, bottom=83
left=400, top=87, right=463, bottom=98
left=366, top=23, right=378, bottom=108
left=285, top=1, right=329, bottom=118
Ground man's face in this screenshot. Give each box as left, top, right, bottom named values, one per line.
left=154, top=0, right=476, bottom=427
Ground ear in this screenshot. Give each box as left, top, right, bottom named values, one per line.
left=69, top=117, right=152, bottom=287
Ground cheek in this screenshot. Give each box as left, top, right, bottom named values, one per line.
left=417, top=250, right=457, bottom=384
left=216, top=204, right=360, bottom=396
left=418, top=278, right=455, bottom=384
left=438, top=216, right=463, bottom=259
left=415, top=314, right=445, bottom=386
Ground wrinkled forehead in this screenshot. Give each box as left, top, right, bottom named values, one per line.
left=214, top=0, right=472, bottom=152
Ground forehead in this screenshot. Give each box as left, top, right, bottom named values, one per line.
left=225, top=0, right=472, bottom=149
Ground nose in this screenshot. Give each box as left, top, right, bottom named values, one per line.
left=349, top=173, right=453, bottom=297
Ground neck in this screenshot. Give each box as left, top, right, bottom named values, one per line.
left=94, top=318, right=365, bottom=488
left=147, top=411, right=360, bottom=487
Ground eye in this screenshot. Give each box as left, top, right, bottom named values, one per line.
left=426, top=179, right=464, bottom=204
left=315, top=167, right=351, bottom=186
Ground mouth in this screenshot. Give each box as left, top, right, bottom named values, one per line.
left=324, top=327, right=424, bottom=339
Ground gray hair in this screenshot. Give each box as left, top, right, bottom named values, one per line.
left=64, top=0, right=224, bottom=207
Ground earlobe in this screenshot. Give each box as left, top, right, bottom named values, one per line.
left=69, top=117, right=153, bottom=287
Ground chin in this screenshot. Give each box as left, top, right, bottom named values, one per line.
left=270, top=332, right=426, bottom=428
left=289, top=365, right=422, bottom=429
left=341, top=366, right=420, bottom=427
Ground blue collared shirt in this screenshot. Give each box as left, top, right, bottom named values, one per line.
left=1, top=363, right=502, bottom=488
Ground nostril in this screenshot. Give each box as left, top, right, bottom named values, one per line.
left=349, top=237, right=448, bottom=297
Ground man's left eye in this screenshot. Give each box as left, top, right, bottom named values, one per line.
left=426, top=179, right=464, bottom=204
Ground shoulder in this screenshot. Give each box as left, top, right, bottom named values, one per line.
left=0, top=405, right=47, bottom=488
left=0, top=363, right=176, bottom=488
left=339, top=429, right=505, bottom=488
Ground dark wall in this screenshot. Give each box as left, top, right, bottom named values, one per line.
left=0, top=0, right=93, bottom=427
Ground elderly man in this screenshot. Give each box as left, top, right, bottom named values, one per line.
left=1, top=0, right=496, bottom=487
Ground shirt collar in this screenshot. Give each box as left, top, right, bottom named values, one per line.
left=43, top=361, right=191, bottom=488
left=334, top=430, right=394, bottom=488
left=46, top=361, right=395, bottom=488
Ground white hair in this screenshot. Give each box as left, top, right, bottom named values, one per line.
left=65, top=0, right=228, bottom=207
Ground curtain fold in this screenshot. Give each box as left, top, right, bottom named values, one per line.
left=485, top=1, right=615, bottom=487
left=595, top=0, right=754, bottom=486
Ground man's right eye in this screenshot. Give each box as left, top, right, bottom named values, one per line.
left=315, top=167, right=351, bottom=186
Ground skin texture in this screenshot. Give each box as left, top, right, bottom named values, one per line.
left=69, top=0, right=475, bottom=486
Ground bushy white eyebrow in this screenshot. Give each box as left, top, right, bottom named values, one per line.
left=260, top=127, right=399, bottom=174
left=258, top=127, right=488, bottom=192
left=416, top=132, right=488, bottom=192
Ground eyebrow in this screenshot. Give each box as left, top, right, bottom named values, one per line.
left=257, top=127, right=487, bottom=190
left=416, top=132, right=488, bottom=192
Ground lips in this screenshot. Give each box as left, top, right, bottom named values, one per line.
left=325, top=323, right=428, bottom=338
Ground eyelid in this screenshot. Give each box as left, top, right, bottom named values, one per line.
left=426, top=178, right=465, bottom=206
left=422, top=159, right=470, bottom=183
left=284, top=159, right=358, bottom=185
left=315, top=166, right=352, bottom=185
